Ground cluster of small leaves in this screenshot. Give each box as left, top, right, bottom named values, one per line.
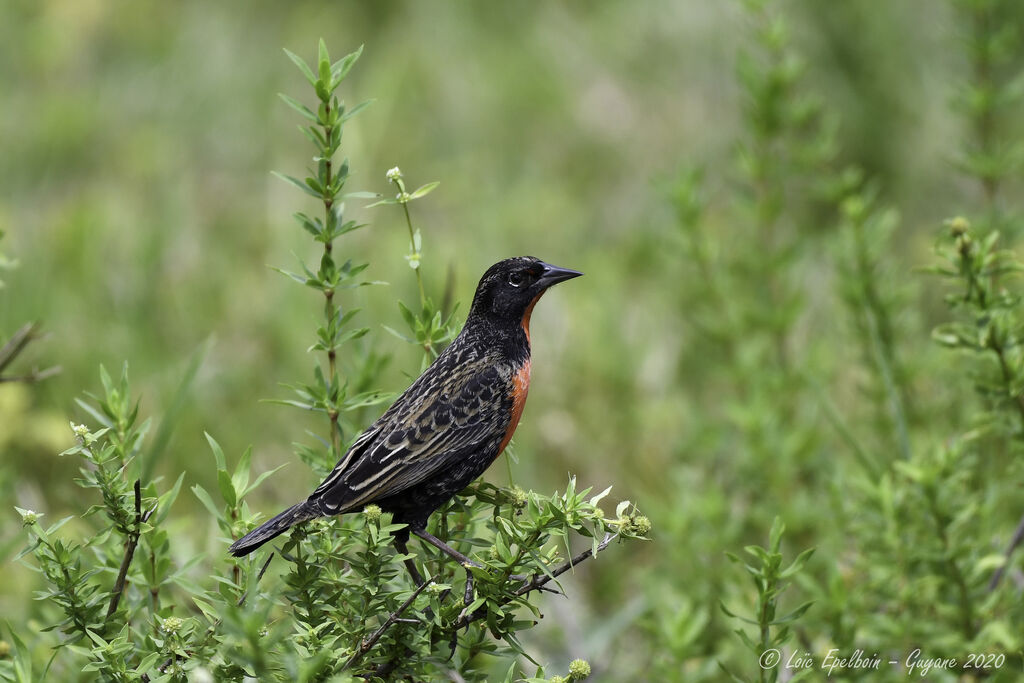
left=218, top=476, right=642, bottom=680
left=951, top=0, right=1024, bottom=213
left=929, top=217, right=1024, bottom=435
left=735, top=0, right=837, bottom=239
left=192, top=433, right=283, bottom=578
left=719, top=518, right=814, bottom=683
left=10, top=367, right=188, bottom=681
left=337, top=478, right=645, bottom=679
left=272, top=39, right=389, bottom=474
left=373, top=166, right=459, bottom=365
left=832, top=171, right=914, bottom=468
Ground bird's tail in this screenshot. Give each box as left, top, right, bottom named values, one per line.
left=228, top=500, right=321, bottom=557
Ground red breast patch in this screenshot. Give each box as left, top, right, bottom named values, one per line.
left=499, top=359, right=531, bottom=453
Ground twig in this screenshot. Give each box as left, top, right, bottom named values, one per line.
left=449, top=533, right=616, bottom=632
left=989, top=513, right=1024, bottom=591
left=106, top=480, right=155, bottom=619
left=0, top=321, right=60, bottom=383
left=237, top=553, right=275, bottom=607
left=344, top=579, right=433, bottom=671
left=0, top=322, right=36, bottom=374
left=0, top=366, right=62, bottom=383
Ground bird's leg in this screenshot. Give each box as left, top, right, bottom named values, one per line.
left=413, top=528, right=483, bottom=569
left=394, top=538, right=425, bottom=586
left=412, top=528, right=481, bottom=611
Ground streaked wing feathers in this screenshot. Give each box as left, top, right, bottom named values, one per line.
left=309, top=350, right=509, bottom=513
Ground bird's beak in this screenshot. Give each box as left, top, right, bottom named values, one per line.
left=536, top=261, right=583, bottom=288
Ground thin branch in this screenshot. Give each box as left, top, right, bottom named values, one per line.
left=0, top=366, right=62, bottom=383
left=0, top=322, right=36, bottom=373
left=989, top=513, right=1024, bottom=591
left=106, top=480, right=155, bottom=619
left=236, top=553, right=275, bottom=607
left=450, top=532, right=617, bottom=632
left=0, top=321, right=60, bottom=383
left=343, top=579, right=433, bottom=671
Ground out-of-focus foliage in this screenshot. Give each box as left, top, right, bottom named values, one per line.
left=3, top=0, right=1024, bottom=680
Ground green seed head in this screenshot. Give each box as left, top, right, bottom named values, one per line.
left=363, top=504, right=383, bottom=523
left=509, top=485, right=528, bottom=509
left=162, top=616, right=183, bottom=634
left=568, top=658, right=591, bottom=680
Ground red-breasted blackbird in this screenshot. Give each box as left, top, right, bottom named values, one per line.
left=228, top=256, right=581, bottom=573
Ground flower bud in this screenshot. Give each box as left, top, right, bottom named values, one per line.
left=18, top=508, right=40, bottom=526
left=948, top=216, right=969, bottom=237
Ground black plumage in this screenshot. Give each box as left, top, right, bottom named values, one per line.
left=228, top=256, right=581, bottom=558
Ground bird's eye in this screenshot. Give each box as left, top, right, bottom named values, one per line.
left=507, top=271, right=526, bottom=288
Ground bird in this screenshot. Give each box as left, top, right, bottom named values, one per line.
left=228, top=256, right=582, bottom=581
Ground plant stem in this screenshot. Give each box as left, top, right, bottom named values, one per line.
left=322, top=100, right=342, bottom=458
left=107, top=480, right=143, bottom=620
left=401, top=202, right=427, bottom=310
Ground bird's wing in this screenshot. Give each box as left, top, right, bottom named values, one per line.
left=309, top=355, right=509, bottom=513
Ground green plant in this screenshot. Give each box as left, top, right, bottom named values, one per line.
left=719, top=518, right=815, bottom=683
left=5, top=40, right=647, bottom=682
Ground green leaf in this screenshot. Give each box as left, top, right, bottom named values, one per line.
left=770, top=600, right=813, bottom=625
left=191, top=484, right=221, bottom=519
left=397, top=300, right=417, bottom=329
left=779, top=547, right=815, bottom=578
left=5, top=621, right=33, bottom=683
left=241, top=464, right=288, bottom=499
left=153, top=472, right=185, bottom=526
left=231, top=445, right=252, bottom=496
left=283, top=48, right=317, bottom=86
left=331, top=44, right=364, bottom=85
left=205, top=432, right=227, bottom=473
left=409, top=181, right=440, bottom=200
left=769, top=515, right=785, bottom=552
left=279, top=93, right=318, bottom=122
left=340, top=99, right=373, bottom=123
left=271, top=171, right=322, bottom=198
left=317, top=39, right=331, bottom=86
left=381, top=325, right=415, bottom=343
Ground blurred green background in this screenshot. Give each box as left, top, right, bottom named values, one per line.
left=3, top=0, right=1024, bottom=679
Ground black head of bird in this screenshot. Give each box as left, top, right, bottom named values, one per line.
left=467, top=257, right=583, bottom=329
